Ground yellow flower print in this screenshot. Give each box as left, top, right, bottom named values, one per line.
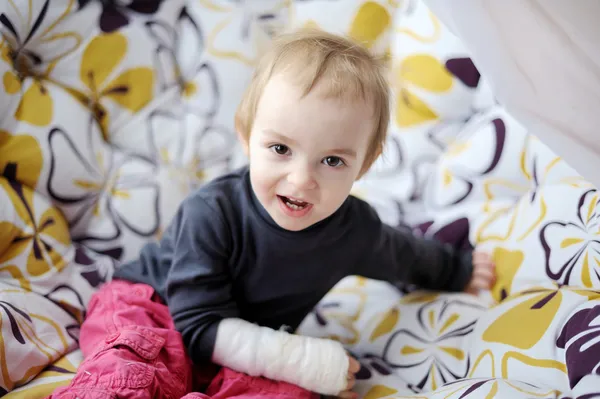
left=349, top=1, right=392, bottom=50
left=299, top=277, right=397, bottom=347
left=13, top=79, right=54, bottom=126
left=362, top=385, right=399, bottom=399
left=475, top=190, right=549, bottom=249
left=0, top=0, right=83, bottom=127
left=45, top=122, right=160, bottom=261
left=434, top=116, right=525, bottom=214
left=391, top=0, right=456, bottom=128
left=483, top=285, right=600, bottom=350
left=395, top=5, right=441, bottom=45
left=369, top=307, right=400, bottom=342
left=394, top=54, right=453, bottom=127
left=294, top=1, right=393, bottom=56
left=0, top=130, right=44, bottom=189
left=1, top=41, right=20, bottom=95
left=473, top=135, right=558, bottom=247
left=490, top=247, right=524, bottom=303
left=38, top=351, right=78, bottom=377
left=159, top=148, right=205, bottom=193
left=432, top=378, right=560, bottom=399
left=382, top=296, right=485, bottom=391
left=0, top=0, right=81, bottom=71
left=521, top=135, right=591, bottom=189
left=0, top=178, right=70, bottom=277
left=395, top=87, right=439, bottom=127
left=145, top=8, right=217, bottom=110
left=401, top=292, right=440, bottom=304
left=143, top=9, right=232, bottom=178
left=482, top=133, right=588, bottom=211
left=0, top=263, right=31, bottom=291
left=399, top=55, right=453, bottom=93
left=198, top=0, right=292, bottom=66
left=313, top=286, right=368, bottom=346
left=541, top=189, right=600, bottom=288
left=483, top=287, right=563, bottom=350
left=0, top=203, right=21, bottom=261
left=0, top=286, right=75, bottom=391
left=1, top=36, right=54, bottom=127
left=66, top=32, right=154, bottom=140
left=45, top=124, right=112, bottom=220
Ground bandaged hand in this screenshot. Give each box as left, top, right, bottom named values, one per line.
left=212, top=318, right=351, bottom=395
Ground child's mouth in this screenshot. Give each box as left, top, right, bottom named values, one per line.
left=277, top=195, right=313, bottom=216
left=280, top=196, right=308, bottom=209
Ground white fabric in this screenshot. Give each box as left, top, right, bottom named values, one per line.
left=423, top=0, right=600, bottom=187
left=212, top=318, right=349, bottom=395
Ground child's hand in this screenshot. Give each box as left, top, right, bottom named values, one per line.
left=465, top=250, right=496, bottom=295
left=337, top=356, right=360, bottom=399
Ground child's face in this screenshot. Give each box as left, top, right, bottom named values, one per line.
left=243, top=73, right=375, bottom=231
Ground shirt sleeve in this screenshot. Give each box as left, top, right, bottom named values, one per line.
left=165, top=195, right=238, bottom=364
left=355, top=204, right=473, bottom=292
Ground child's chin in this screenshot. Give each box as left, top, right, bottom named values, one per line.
left=277, top=220, right=309, bottom=232
left=273, top=213, right=318, bottom=232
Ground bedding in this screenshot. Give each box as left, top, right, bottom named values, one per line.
left=0, top=1, right=598, bottom=398
left=422, top=0, right=600, bottom=190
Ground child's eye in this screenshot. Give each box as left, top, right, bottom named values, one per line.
left=270, top=144, right=290, bottom=155
left=323, top=156, right=345, bottom=167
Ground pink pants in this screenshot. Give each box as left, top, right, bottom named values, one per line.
left=47, top=280, right=319, bottom=399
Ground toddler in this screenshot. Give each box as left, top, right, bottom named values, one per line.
left=49, top=29, right=495, bottom=399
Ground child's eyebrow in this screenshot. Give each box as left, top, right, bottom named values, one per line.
left=329, top=148, right=357, bottom=158
left=263, top=129, right=297, bottom=146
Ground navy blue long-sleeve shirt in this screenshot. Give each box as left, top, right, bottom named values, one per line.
left=113, top=167, right=473, bottom=365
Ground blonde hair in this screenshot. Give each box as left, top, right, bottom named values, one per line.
left=235, top=28, right=390, bottom=176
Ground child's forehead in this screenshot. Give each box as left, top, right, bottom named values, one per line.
left=261, top=72, right=374, bottom=110
left=260, top=80, right=372, bottom=122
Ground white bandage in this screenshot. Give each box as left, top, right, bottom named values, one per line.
left=212, top=318, right=349, bottom=395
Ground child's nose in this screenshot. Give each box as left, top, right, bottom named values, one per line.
left=287, top=166, right=317, bottom=190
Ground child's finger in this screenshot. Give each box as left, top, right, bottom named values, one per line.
left=338, top=390, right=358, bottom=399
left=471, top=275, right=493, bottom=289
left=465, top=285, right=480, bottom=295
left=473, top=267, right=496, bottom=280
left=348, top=356, right=361, bottom=373
left=473, top=260, right=495, bottom=270
left=471, top=273, right=494, bottom=288
left=473, top=251, right=491, bottom=263
left=346, top=374, right=356, bottom=390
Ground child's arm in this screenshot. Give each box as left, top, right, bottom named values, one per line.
left=355, top=205, right=473, bottom=292
left=165, top=196, right=239, bottom=363
left=165, top=195, right=352, bottom=395
left=213, top=318, right=352, bottom=395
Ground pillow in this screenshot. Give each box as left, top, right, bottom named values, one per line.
left=289, top=0, right=396, bottom=57
left=391, top=0, right=492, bottom=127
left=0, top=177, right=115, bottom=392
left=351, top=0, right=496, bottom=228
